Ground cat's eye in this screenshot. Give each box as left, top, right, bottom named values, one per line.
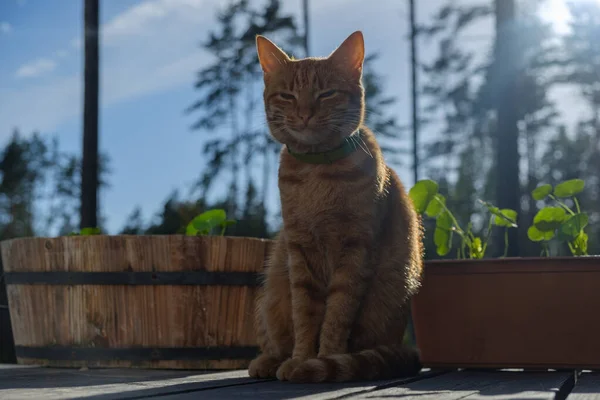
left=278, top=93, right=296, bottom=100
left=318, top=90, right=337, bottom=100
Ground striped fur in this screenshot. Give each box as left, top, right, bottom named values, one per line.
left=248, top=31, right=424, bottom=383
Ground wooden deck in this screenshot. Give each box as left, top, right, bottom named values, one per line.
left=1, top=364, right=598, bottom=399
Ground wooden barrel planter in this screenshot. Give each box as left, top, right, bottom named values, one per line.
left=1, top=235, right=273, bottom=369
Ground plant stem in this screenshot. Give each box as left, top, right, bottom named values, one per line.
left=567, top=241, right=575, bottom=256
left=574, top=197, right=581, bottom=214
left=438, top=200, right=465, bottom=237
left=549, top=194, right=575, bottom=216
left=482, top=215, right=494, bottom=256
left=541, top=242, right=550, bottom=257
left=502, top=228, right=509, bottom=258
left=437, top=199, right=472, bottom=258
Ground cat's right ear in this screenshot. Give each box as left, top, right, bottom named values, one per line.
left=256, top=35, right=290, bottom=75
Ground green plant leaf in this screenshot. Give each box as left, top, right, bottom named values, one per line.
left=557, top=213, right=588, bottom=241
left=434, top=227, right=452, bottom=256
left=470, top=236, right=484, bottom=259
left=434, top=211, right=453, bottom=256
left=533, top=206, right=567, bottom=232
left=80, top=227, right=101, bottom=236
left=218, top=219, right=237, bottom=235
left=553, top=179, right=585, bottom=198
left=409, top=179, right=439, bottom=214
left=186, top=223, right=198, bottom=236
left=493, top=208, right=518, bottom=228
left=572, top=231, right=588, bottom=256
left=532, top=184, right=552, bottom=201
left=436, top=209, right=453, bottom=230
left=527, top=225, right=554, bottom=242
left=187, top=209, right=227, bottom=236
left=425, top=194, right=446, bottom=218
left=479, top=200, right=518, bottom=228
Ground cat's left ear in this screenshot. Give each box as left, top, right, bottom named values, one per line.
left=256, top=35, right=291, bottom=75
left=328, top=31, right=365, bottom=80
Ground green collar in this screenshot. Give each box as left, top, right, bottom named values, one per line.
left=286, top=132, right=360, bottom=164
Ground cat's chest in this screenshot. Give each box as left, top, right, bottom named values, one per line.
left=279, top=169, right=344, bottom=210
left=278, top=170, right=359, bottom=234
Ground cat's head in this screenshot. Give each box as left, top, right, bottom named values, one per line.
left=256, top=31, right=365, bottom=151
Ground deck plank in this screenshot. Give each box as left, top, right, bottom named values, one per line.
left=0, top=365, right=260, bottom=400
left=152, top=371, right=444, bottom=400
left=345, top=371, right=574, bottom=400
left=0, top=365, right=581, bottom=400
left=567, top=372, right=600, bottom=399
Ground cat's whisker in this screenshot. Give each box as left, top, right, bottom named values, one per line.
left=350, top=135, right=373, bottom=158
left=357, top=134, right=374, bottom=158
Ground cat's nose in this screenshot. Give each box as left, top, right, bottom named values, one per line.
left=297, top=110, right=314, bottom=125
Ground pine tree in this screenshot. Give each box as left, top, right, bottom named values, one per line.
left=417, top=0, right=562, bottom=256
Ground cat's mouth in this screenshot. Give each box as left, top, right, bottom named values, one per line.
left=286, top=127, right=323, bottom=145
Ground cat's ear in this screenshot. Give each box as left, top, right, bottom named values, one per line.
left=328, top=31, right=365, bottom=80
left=256, top=35, right=291, bottom=75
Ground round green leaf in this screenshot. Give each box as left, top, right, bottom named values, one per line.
left=557, top=213, right=588, bottom=241
left=493, top=208, right=518, bottom=228
left=553, top=179, right=585, bottom=198
left=425, top=194, right=446, bottom=218
left=80, top=227, right=101, bottom=236
left=436, top=210, right=453, bottom=230
left=434, top=226, right=452, bottom=256
left=532, top=184, right=552, bottom=201
left=533, top=206, right=567, bottom=232
left=409, top=179, right=439, bottom=214
left=434, top=211, right=453, bottom=256
left=192, top=221, right=212, bottom=234
left=186, top=223, right=198, bottom=236
left=189, top=209, right=227, bottom=235
left=527, top=225, right=554, bottom=242
left=479, top=200, right=517, bottom=227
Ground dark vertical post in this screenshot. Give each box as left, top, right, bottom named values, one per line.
left=81, top=0, right=100, bottom=230
left=494, top=0, right=520, bottom=256
left=409, top=0, right=419, bottom=184
left=302, top=0, right=310, bottom=56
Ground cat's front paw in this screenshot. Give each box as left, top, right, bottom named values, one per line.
left=248, top=354, right=283, bottom=379
left=276, top=357, right=304, bottom=381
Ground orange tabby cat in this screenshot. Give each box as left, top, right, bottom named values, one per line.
left=248, top=31, right=424, bottom=383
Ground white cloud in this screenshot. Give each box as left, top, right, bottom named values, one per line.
left=101, top=0, right=207, bottom=45
left=0, top=22, right=12, bottom=34
left=98, top=0, right=214, bottom=106
left=0, top=76, right=80, bottom=137
left=1, top=0, right=216, bottom=139
left=103, top=53, right=209, bottom=106
left=15, top=58, right=57, bottom=78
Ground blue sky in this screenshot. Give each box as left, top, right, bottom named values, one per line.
left=0, top=0, right=588, bottom=234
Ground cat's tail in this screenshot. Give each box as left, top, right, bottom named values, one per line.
left=287, top=345, right=421, bottom=383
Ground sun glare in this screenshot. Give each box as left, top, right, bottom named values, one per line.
left=539, top=0, right=572, bottom=34
left=539, top=0, right=600, bottom=34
